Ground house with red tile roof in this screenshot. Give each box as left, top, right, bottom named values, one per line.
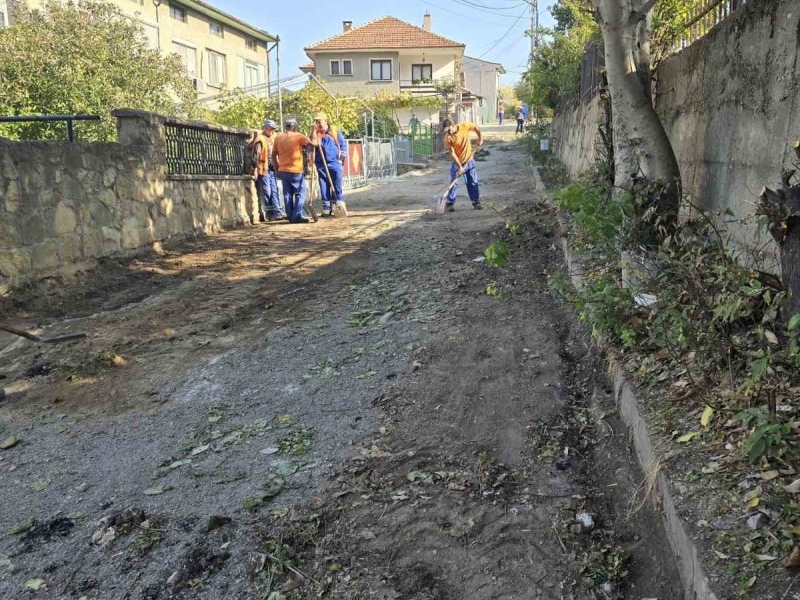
left=303, top=13, right=476, bottom=128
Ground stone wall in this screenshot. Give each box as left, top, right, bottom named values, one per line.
left=551, top=96, right=603, bottom=180
left=0, top=110, right=254, bottom=288
left=551, top=0, right=799, bottom=258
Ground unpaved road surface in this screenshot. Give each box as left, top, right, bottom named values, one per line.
left=0, top=142, right=680, bottom=599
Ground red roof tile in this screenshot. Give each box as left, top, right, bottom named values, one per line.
left=304, top=16, right=464, bottom=52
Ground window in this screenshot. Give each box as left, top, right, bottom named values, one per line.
left=370, top=59, right=392, bottom=81
left=169, top=5, right=187, bottom=23
left=342, top=59, right=352, bottom=76
left=411, top=64, right=433, bottom=83
left=237, top=57, right=266, bottom=95
left=245, top=38, right=257, bottom=51
left=171, top=41, right=196, bottom=77
left=209, top=22, right=223, bottom=37
left=207, top=50, right=227, bottom=86
left=330, top=60, right=340, bottom=76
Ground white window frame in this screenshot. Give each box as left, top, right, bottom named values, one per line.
left=169, top=4, right=187, bottom=23
left=206, top=49, right=227, bottom=87
left=342, top=59, right=353, bottom=76
left=209, top=22, right=223, bottom=37
left=129, top=15, right=159, bottom=50
left=170, top=38, right=197, bottom=77
left=329, top=60, right=340, bottom=76
left=369, top=58, right=393, bottom=82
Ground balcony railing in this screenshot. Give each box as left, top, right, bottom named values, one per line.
left=399, top=79, right=444, bottom=96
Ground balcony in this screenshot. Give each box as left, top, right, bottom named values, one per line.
left=399, top=79, right=453, bottom=97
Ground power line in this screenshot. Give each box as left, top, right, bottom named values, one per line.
left=451, top=0, right=526, bottom=11
left=416, top=0, right=523, bottom=26
left=438, top=0, right=530, bottom=19
left=475, top=9, right=528, bottom=59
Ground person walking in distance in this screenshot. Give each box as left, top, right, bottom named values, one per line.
left=251, top=120, right=284, bottom=222
left=515, top=108, right=525, bottom=134
left=497, top=104, right=504, bottom=125
left=441, top=118, right=483, bottom=212
left=272, top=119, right=312, bottom=224
left=312, top=112, right=348, bottom=218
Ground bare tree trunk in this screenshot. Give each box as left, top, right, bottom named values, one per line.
left=593, top=0, right=681, bottom=221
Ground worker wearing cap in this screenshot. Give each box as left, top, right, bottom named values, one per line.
left=441, top=118, right=483, bottom=212
left=312, top=112, right=348, bottom=217
left=272, top=119, right=313, bottom=224
left=252, top=119, right=284, bottom=221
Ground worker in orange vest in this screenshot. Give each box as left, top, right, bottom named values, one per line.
left=251, top=119, right=284, bottom=222
left=272, top=119, right=313, bottom=224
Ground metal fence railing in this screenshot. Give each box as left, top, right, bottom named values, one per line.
left=0, top=114, right=101, bottom=141
left=680, top=0, right=749, bottom=48
left=364, top=138, right=396, bottom=180
left=164, top=120, right=248, bottom=176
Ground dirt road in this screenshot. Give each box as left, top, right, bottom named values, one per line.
left=0, top=142, right=680, bottom=599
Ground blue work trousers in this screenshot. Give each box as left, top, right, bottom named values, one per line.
left=448, top=159, right=480, bottom=204
left=256, top=170, right=283, bottom=219
left=316, top=162, right=344, bottom=211
left=278, top=172, right=306, bottom=223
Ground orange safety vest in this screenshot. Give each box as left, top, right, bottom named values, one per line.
left=255, top=133, right=272, bottom=176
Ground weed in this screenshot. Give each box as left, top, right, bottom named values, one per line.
left=484, top=241, right=509, bottom=268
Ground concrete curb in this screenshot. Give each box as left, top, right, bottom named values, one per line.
left=536, top=165, right=720, bottom=600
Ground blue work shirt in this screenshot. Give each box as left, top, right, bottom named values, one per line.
left=521, top=105, right=529, bottom=119
left=315, top=127, right=348, bottom=167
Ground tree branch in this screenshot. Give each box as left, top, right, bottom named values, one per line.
left=633, top=0, right=659, bottom=17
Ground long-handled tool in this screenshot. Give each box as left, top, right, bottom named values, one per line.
left=321, top=154, right=348, bottom=218
left=0, top=323, right=86, bottom=344
left=303, top=147, right=319, bottom=222
left=436, top=175, right=461, bottom=214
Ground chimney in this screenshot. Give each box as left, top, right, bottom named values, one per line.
left=343, top=20, right=352, bottom=32
left=422, top=12, right=431, bottom=32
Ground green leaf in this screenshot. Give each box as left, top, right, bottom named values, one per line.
left=748, top=436, right=767, bottom=463
left=143, top=485, right=173, bottom=496
left=700, top=406, right=714, bottom=428
left=24, top=579, right=46, bottom=590
left=751, top=357, right=768, bottom=381
left=0, top=436, right=19, bottom=450
left=676, top=431, right=701, bottom=444
left=407, top=470, right=428, bottom=482
left=789, top=314, right=800, bottom=330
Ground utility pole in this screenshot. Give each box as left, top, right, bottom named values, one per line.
left=529, top=0, right=538, bottom=65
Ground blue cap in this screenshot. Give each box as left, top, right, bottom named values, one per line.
left=263, top=119, right=277, bottom=129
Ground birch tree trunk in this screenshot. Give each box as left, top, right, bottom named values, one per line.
left=592, top=0, right=681, bottom=221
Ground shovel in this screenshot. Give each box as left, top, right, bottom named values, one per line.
left=0, top=323, right=86, bottom=344
left=435, top=176, right=461, bottom=214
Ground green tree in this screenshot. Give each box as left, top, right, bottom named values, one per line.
left=0, top=0, right=198, bottom=141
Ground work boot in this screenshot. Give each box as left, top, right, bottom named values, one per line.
left=321, top=209, right=334, bottom=218
left=445, top=204, right=455, bottom=213
left=472, top=202, right=483, bottom=210
left=296, top=217, right=310, bottom=224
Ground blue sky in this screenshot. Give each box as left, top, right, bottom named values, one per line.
left=211, top=0, right=554, bottom=87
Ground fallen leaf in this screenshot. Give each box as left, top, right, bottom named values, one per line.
left=0, top=436, right=19, bottom=450
left=747, top=497, right=760, bottom=509
left=274, top=414, right=293, bottom=428
left=263, top=476, right=285, bottom=498
left=10, top=517, right=34, bottom=534
left=260, top=447, right=280, bottom=456
left=742, top=575, right=756, bottom=590
left=785, top=479, right=800, bottom=494
left=153, top=458, right=192, bottom=479
left=676, top=431, right=701, bottom=443
left=269, top=508, right=289, bottom=518
left=713, top=550, right=730, bottom=560
left=755, top=554, right=778, bottom=562
left=242, top=496, right=263, bottom=511
left=190, top=444, right=211, bottom=456
left=143, top=485, right=173, bottom=496
left=761, top=470, right=780, bottom=481
left=31, top=478, right=51, bottom=493
left=24, top=579, right=46, bottom=590
left=744, top=486, right=763, bottom=503
left=407, top=470, right=428, bottom=482
left=391, top=492, right=409, bottom=501
left=357, top=371, right=377, bottom=380
left=765, top=330, right=779, bottom=345
left=786, top=546, right=800, bottom=568
left=700, top=405, right=714, bottom=428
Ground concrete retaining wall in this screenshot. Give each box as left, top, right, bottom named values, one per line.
left=552, top=0, right=799, bottom=258
left=0, top=110, right=254, bottom=288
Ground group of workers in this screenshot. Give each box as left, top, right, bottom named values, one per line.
left=250, top=112, right=347, bottom=224
left=250, top=113, right=485, bottom=220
